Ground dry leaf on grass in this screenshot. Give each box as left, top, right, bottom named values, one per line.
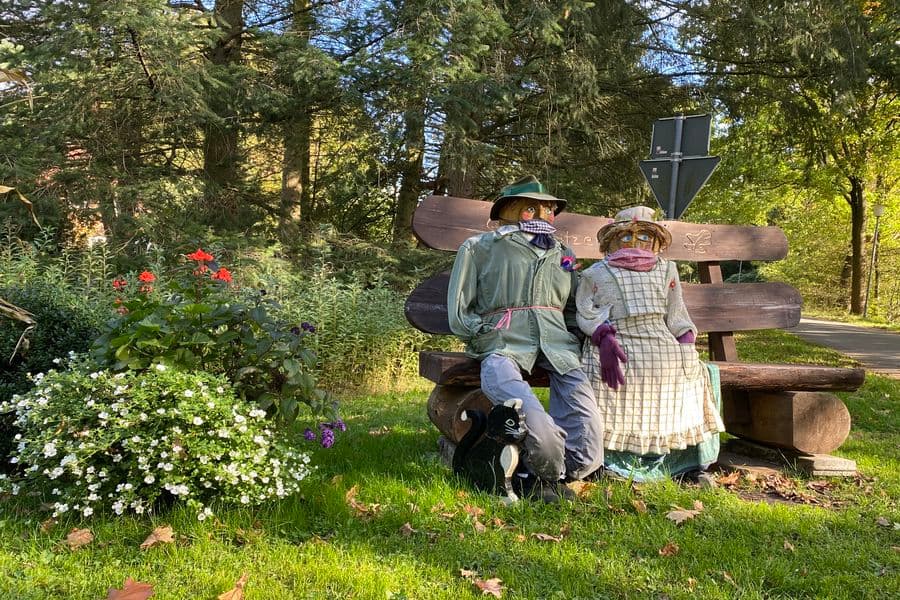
left=140, top=525, right=175, bottom=550
left=722, top=571, right=737, bottom=587
left=515, top=534, right=527, bottom=542
left=106, top=578, right=154, bottom=600
left=460, top=570, right=504, bottom=598
left=717, top=471, right=741, bottom=486
left=490, top=517, right=506, bottom=529
left=473, top=519, right=486, bottom=534
left=631, top=499, right=648, bottom=514
left=692, top=500, right=704, bottom=511
left=217, top=574, right=249, bottom=600
left=875, top=517, right=893, bottom=528
left=474, top=577, right=504, bottom=598
left=658, top=541, right=680, bottom=556
left=399, top=522, right=417, bottom=537
left=891, top=546, right=900, bottom=553
left=567, top=480, right=596, bottom=498
left=345, top=485, right=381, bottom=519
left=40, top=518, right=56, bottom=533
left=783, top=540, right=795, bottom=552
left=665, top=505, right=701, bottom=525
left=368, top=426, right=391, bottom=436
left=64, top=528, right=93, bottom=550
left=463, top=504, right=484, bottom=518
left=532, top=532, right=562, bottom=543
left=686, top=577, right=697, bottom=591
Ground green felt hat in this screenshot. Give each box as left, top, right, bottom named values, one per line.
left=490, top=175, right=567, bottom=221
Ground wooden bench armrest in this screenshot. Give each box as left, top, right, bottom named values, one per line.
left=418, top=351, right=865, bottom=392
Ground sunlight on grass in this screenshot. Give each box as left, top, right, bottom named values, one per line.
left=1, top=335, right=898, bottom=599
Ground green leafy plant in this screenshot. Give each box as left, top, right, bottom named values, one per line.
left=91, top=249, right=335, bottom=425
left=0, top=360, right=312, bottom=519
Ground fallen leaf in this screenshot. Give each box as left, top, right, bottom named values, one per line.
left=631, top=499, right=648, bottom=514
left=783, top=540, right=795, bottom=552
left=458, top=532, right=465, bottom=540
left=567, top=480, right=596, bottom=498
left=692, top=500, right=704, bottom=511
left=658, top=541, right=680, bottom=557
left=717, top=471, right=741, bottom=486
left=345, top=485, right=381, bottom=519
left=473, top=577, right=504, bottom=598
left=457, top=490, right=469, bottom=499
left=439, top=512, right=457, bottom=520
left=473, top=519, right=486, bottom=534
left=891, top=546, right=900, bottom=553
left=490, top=517, right=505, bottom=528
left=559, top=523, right=571, bottom=538
left=40, top=518, right=56, bottom=533
left=460, top=569, right=477, bottom=579
left=368, top=426, right=390, bottom=436
left=65, top=528, right=94, bottom=550
left=399, top=522, right=417, bottom=537
left=876, top=517, right=891, bottom=527
left=463, top=504, right=484, bottom=518
left=515, top=534, right=527, bottom=542
left=106, top=578, right=154, bottom=600
left=532, top=532, right=562, bottom=542
left=686, top=577, right=697, bottom=590
left=140, top=525, right=175, bottom=550
left=217, top=574, right=249, bottom=600
left=665, top=506, right=701, bottom=525
left=722, top=571, right=737, bottom=587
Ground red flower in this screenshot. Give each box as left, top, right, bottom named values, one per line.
left=187, top=248, right=214, bottom=262
left=112, top=278, right=127, bottom=291
left=138, top=271, right=156, bottom=283
left=211, top=267, right=233, bottom=283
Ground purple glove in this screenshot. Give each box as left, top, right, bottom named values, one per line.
left=591, top=323, right=627, bottom=390
left=676, top=330, right=696, bottom=344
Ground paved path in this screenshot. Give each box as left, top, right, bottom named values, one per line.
left=786, top=318, right=900, bottom=378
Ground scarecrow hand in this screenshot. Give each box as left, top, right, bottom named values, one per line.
left=676, top=331, right=695, bottom=344
left=592, top=323, right=627, bottom=390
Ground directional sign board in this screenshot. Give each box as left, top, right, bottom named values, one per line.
left=640, top=114, right=719, bottom=219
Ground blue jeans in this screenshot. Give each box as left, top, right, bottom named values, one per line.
left=480, top=353, right=604, bottom=481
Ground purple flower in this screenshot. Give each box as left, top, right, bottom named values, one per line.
left=334, top=419, right=347, bottom=432
left=290, top=326, right=302, bottom=335
left=303, top=428, right=316, bottom=441
left=321, top=428, right=335, bottom=448
left=301, top=321, right=317, bottom=333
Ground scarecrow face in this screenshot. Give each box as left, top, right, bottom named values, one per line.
left=606, top=223, right=663, bottom=253
left=499, top=198, right=558, bottom=224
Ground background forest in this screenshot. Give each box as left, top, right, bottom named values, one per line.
left=0, top=0, right=897, bottom=379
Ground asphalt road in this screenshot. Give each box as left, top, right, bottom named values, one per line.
left=786, top=318, right=900, bottom=378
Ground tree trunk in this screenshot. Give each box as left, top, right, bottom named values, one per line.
left=279, top=0, right=313, bottom=240
left=202, top=0, right=244, bottom=202
left=393, top=104, right=425, bottom=244
left=848, top=175, right=865, bottom=314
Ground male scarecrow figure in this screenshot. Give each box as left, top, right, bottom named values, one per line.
left=576, top=206, right=724, bottom=485
left=447, top=175, right=604, bottom=502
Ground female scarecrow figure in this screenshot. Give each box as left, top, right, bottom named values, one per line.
left=447, top=175, right=604, bottom=502
left=576, top=206, right=724, bottom=484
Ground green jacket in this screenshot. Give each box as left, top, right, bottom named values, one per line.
left=447, top=226, right=582, bottom=374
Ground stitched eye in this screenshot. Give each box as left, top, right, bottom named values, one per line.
left=637, top=233, right=651, bottom=242
left=620, top=233, right=633, bottom=242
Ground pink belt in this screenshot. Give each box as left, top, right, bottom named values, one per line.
left=488, top=305, right=562, bottom=329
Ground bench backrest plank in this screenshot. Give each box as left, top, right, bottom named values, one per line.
left=414, top=195, right=789, bottom=261
left=405, top=272, right=801, bottom=335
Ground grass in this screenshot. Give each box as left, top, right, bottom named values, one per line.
left=1, top=331, right=899, bottom=599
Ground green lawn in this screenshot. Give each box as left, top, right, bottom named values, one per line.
left=1, top=331, right=899, bottom=599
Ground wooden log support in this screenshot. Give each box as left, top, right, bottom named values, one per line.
left=426, top=385, right=493, bottom=444
left=723, top=391, right=852, bottom=455
left=419, top=351, right=865, bottom=392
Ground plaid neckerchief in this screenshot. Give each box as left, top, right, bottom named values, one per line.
left=518, top=219, right=557, bottom=249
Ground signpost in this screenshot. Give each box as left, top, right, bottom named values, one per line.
left=639, top=115, right=720, bottom=219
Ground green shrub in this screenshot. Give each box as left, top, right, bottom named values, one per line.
left=0, top=361, right=312, bottom=519
left=0, top=282, right=102, bottom=401
left=91, top=249, right=335, bottom=424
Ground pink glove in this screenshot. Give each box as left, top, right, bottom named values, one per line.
left=592, top=323, right=627, bottom=390
left=676, top=330, right=695, bottom=344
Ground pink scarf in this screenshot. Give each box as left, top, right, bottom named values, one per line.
left=606, top=248, right=657, bottom=271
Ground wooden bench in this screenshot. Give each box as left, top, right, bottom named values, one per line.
left=405, top=195, right=865, bottom=463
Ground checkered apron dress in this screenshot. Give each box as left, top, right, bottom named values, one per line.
left=582, top=262, right=724, bottom=455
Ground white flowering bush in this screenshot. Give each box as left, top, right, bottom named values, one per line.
left=0, top=360, right=311, bottom=520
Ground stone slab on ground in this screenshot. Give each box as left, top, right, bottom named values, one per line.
left=721, top=438, right=857, bottom=477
